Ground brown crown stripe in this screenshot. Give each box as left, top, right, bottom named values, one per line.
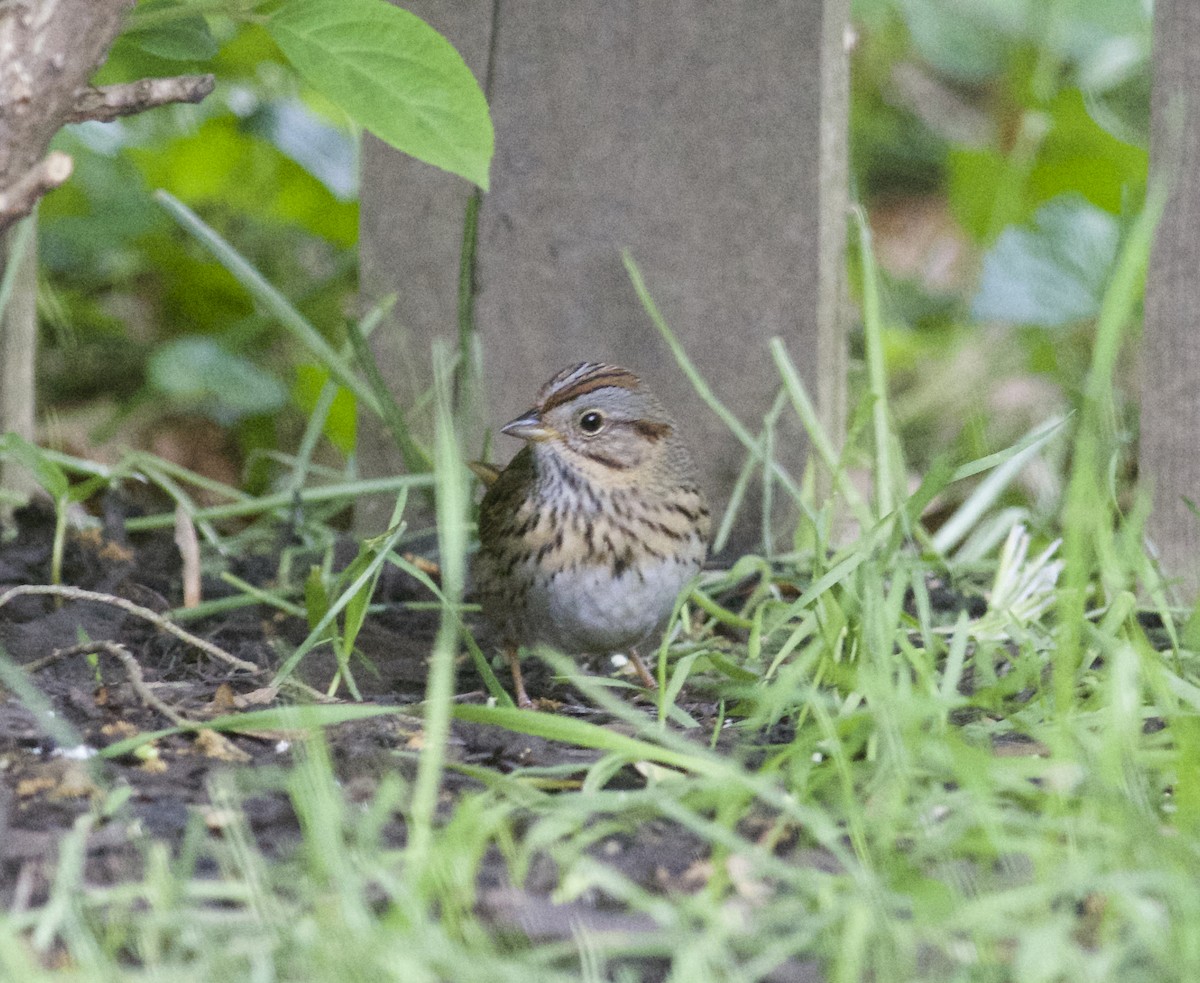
left=539, top=365, right=641, bottom=413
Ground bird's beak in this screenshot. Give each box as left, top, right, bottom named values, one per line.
left=501, top=409, right=554, bottom=442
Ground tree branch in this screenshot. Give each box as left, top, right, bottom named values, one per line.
left=0, top=152, right=73, bottom=228
left=65, top=74, right=216, bottom=124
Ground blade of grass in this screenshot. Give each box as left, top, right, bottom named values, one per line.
left=622, top=251, right=811, bottom=516
left=271, top=518, right=411, bottom=687
left=283, top=294, right=395, bottom=498
left=770, top=337, right=873, bottom=529
left=450, top=704, right=728, bottom=777
left=0, top=645, right=87, bottom=753
left=125, top=474, right=434, bottom=531
left=932, top=415, right=1069, bottom=554
left=851, top=205, right=899, bottom=516
left=0, top=212, right=35, bottom=321
left=154, top=190, right=382, bottom=417
left=345, top=316, right=433, bottom=473
left=456, top=191, right=481, bottom=415
left=387, top=551, right=511, bottom=705
left=712, top=389, right=787, bottom=555
left=99, top=702, right=415, bottom=759
left=948, top=413, right=1071, bottom=483
left=407, top=341, right=470, bottom=870
left=1055, top=180, right=1167, bottom=720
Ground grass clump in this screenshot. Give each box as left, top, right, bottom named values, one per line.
left=3, top=190, right=1199, bottom=983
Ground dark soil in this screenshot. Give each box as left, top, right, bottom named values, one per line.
left=0, top=492, right=832, bottom=979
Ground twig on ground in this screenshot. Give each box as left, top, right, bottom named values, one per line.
left=0, top=584, right=259, bottom=673
left=64, top=74, right=216, bottom=124
left=174, top=505, right=202, bottom=609
left=30, top=640, right=191, bottom=727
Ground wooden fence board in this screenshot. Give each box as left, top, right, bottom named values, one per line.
left=1143, top=0, right=1200, bottom=598
left=360, top=1, right=850, bottom=548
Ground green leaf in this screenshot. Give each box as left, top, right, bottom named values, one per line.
left=267, top=0, right=493, bottom=189
left=900, top=0, right=1016, bottom=83
left=947, top=148, right=1010, bottom=242
left=123, top=0, right=219, bottom=61
left=147, top=336, right=288, bottom=422
left=304, top=566, right=331, bottom=631
left=971, top=194, right=1120, bottom=327
left=0, top=433, right=70, bottom=500
left=1029, top=89, right=1148, bottom=213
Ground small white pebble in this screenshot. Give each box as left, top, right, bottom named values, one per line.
left=811, top=752, right=824, bottom=763
left=54, top=745, right=97, bottom=760
left=610, top=653, right=629, bottom=668
left=275, top=740, right=291, bottom=754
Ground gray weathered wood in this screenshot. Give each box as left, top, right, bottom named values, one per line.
left=0, top=0, right=131, bottom=497
left=360, top=1, right=850, bottom=547
left=0, top=222, right=37, bottom=498
left=1142, top=0, right=1200, bottom=599
left=0, top=1, right=213, bottom=500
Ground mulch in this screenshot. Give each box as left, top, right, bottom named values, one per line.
left=1, top=491, right=836, bottom=978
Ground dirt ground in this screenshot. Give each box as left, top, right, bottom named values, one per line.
left=0, top=493, right=834, bottom=980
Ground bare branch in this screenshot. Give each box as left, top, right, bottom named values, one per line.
left=0, top=583, right=259, bottom=673
left=32, top=640, right=192, bottom=727
left=0, top=582, right=333, bottom=704
left=0, top=151, right=73, bottom=228
left=65, top=73, right=216, bottom=124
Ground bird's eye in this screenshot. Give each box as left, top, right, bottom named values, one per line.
left=579, top=411, right=605, bottom=434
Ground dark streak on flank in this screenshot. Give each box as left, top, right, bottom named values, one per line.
left=667, top=502, right=701, bottom=522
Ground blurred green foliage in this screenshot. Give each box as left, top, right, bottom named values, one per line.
left=36, top=0, right=1151, bottom=506
left=42, top=14, right=357, bottom=480
left=38, top=0, right=491, bottom=492
left=850, top=0, right=1150, bottom=504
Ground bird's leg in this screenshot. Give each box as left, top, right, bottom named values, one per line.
left=505, top=645, right=534, bottom=709
left=627, top=647, right=658, bottom=690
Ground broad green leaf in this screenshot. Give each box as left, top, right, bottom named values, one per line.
left=147, top=336, right=288, bottom=421
left=131, top=115, right=359, bottom=247
left=971, top=194, right=1119, bottom=326
left=0, top=433, right=70, bottom=499
left=900, top=0, right=1016, bottom=83
left=124, top=0, right=219, bottom=61
left=1029, top=89, right=1148, bottom=212
left=267, top=0, right=493, bottom=189
left=946, top=148, right=1010, bottom=242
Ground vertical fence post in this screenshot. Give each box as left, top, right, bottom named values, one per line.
left=0, top=223, right=37, bottom=498
left=1142, top=0, right=1200, bottom=599
left=360, top=2, right=851, bottom=548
